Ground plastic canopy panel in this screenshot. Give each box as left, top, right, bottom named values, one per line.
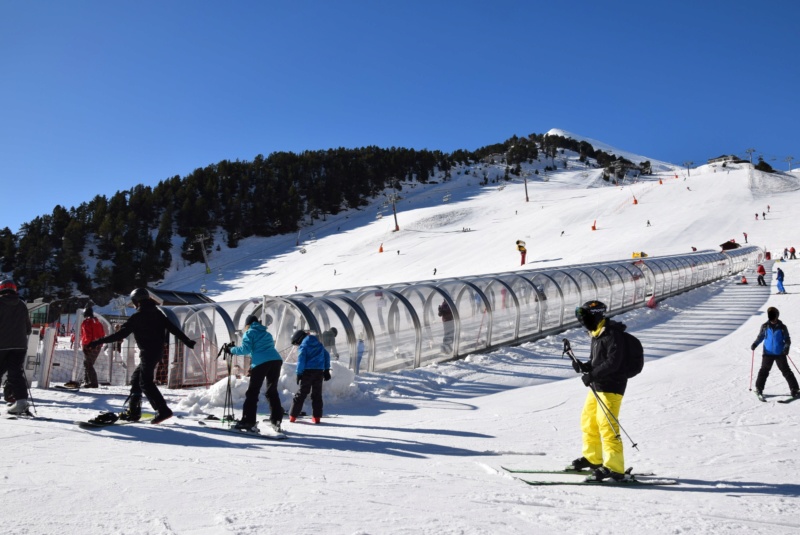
left=397, top=285, right=450, bottom=367
left=548, top=270, right=582, bottom=328
left=173, top=304, right=236, bottom=387
left=354, top=289, right=419, bottom=372
left=594, top=265, right=626, bottom=308
left=499, top=274, right=540, bottom=339
left=520, top=273, right=562, bottom=331
left=470, top=277, right=518, bottom=347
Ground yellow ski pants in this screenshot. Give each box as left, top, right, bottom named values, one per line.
left=581, top=390, right=624, bottom=474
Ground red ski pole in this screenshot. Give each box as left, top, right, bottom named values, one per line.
left=787, top=354, right=800, bottom=375
left=749, top=349, right=755, bottom=391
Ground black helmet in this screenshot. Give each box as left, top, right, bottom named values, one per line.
left=291, top=330, right=307, bottom=346
left=0, top=279, right=18, bottom=295
left=768, top=307, right=779, bottom=321
left=330, top=327, right=337, bottom=336
left=244, top=314, right=260, bottom=327
left=83, top=305, right=94, bottom=318
left=575, top=300, right=607, bottom=331
left=130, top=288, right=151, bottom=305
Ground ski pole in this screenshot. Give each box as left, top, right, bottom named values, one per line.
left=749, top=349, right=755, bottom=391
left=589, top=383, right=639, bottom=450
left=787, top=354, right=800, bottom=375
left=22, top=368, right=36, bottom=416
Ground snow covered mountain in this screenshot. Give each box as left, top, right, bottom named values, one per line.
left=7, top=133, right=800, bottom=535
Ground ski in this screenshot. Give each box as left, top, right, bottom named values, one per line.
left=777, top=397, right=799, bottom=404
left=755, top=391, right=767, bottom=402
left=4, top=411, right=52, bottom=421
left=502, top=466, right=655, bottom=477
left=518, top=477, right=678, bottom=487
left=194, top=420, right=288, bottom=441
left=55, top=384, right=81, bottom=391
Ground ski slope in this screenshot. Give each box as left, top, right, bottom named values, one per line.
left=4, top=140, right=800, bottom=535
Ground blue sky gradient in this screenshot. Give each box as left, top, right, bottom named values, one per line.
left=2, top=1, right=798, bottom=232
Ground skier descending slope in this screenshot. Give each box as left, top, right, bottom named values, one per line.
left=569, top=301, right=633, bottom=482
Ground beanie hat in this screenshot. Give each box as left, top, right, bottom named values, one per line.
left=84, top=306, right=94, bottom=318
left=245, top=314, right=260, bottom=327
left=767, top=307, right=779, bottom=321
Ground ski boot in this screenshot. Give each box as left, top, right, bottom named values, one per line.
left=566, top=456, right=602, bottom=472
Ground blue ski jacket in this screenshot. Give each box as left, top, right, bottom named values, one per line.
left=752, top=320, right=791, bottom=356
left=229, top=323, right=282, bottom=368
left=295, top=334, right=330, bottom=375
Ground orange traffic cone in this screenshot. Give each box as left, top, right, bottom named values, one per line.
left=591, top=220, right=597, bottom=231
left=633, top=197, right=638, bottom=205
left=379, top=243, right=384, bottom=253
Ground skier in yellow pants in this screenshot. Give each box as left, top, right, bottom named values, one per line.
left=568, top=301, right=631, bottom=481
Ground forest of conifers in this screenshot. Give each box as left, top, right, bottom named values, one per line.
left=0, top=132, right=636, bottom=305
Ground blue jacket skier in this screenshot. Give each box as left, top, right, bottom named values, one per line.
left=776, top=267, right=786, bottom=294
left=288, top=331, right=331, bottom=423
left=751, top=307, right=799, bottom=398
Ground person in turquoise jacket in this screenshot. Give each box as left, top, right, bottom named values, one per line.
left=229, top=314, right=284, bottom=432
left=288, top=330, right=331, bottom=424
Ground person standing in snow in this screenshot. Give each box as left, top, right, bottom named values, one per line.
left=790, top=247, right=796, bottom=260
left=321, top=327, right=339, bottom=361
left=743, top=232, right=748, bottom=243
left=751, top=307, right=799, bottom=399
left=86, top=288, right=196, bottom=424
left=756, top=264, right=767, bottom=286
left=0, top=280, right=33, bottom=415
left=227, top=314, right=284, bottom=432
left=568, top=301, right=632, bottom=482
left=288, top=330, right=331, bottom=424
left=776, top=267, right=786, bottom=294
left=438, top=300, right=455, bottom=353
left=79, top=306, right=106, bottom=388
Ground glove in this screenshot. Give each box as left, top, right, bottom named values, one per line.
left=186, top=340, right=196, bottom=350
left=86, top=340, right=101, bottom=349
left=296, top=374, right=302, bottom=385
left=223, top=342, right=233, bottom=354
left=581, top=373, right=593, bottom=387
left=571, top=360, right=590, bottom=374
left=750, top=344, right=757, bottom=351
left=323, top=370, right=331, bottom=381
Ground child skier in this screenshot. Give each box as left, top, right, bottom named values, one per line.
left=288, top=330, right=331, bottom=424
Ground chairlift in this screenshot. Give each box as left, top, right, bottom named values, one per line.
left=299, top=247, right=307, bottom=254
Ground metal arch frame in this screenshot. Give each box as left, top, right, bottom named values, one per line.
left=161, top=247, right=764, bottom=380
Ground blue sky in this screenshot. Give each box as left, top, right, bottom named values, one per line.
left=2, top=1, right=798, bottom=233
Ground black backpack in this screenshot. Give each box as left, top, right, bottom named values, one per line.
left=620, top=331, right=644, bottom=378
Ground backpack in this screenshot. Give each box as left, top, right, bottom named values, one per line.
left=620, top=331, right=644, bottom=378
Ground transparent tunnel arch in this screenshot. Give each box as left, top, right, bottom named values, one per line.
left=160, top=247, right=763, bottom=384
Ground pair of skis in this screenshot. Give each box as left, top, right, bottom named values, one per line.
left=502, top=466, right=678, bottom=486
left=755, top=391, right=798, bottom=404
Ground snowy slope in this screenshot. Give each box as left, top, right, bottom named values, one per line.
left=5, top=137, right=800, bottom=535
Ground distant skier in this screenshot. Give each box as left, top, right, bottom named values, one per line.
left=751, top=307, right=799, bottom=400
left=560, top=231, right=565, bottom=237
left=791, top=247, right=796, bottom=259
left=756, top=264, right=767, bottom=286
left=755, top=213, right=759, bottom=221
left=776, top=267, right=786, bottom=294
left=646, top=220, right=651, bottom=227
left=763, top=211, right=766, bottom=219
left=433, top=268, right=437, bottom=276
left=79, top=305, right=106, bottom=388
left=743, top=232, right=748, bottom=243
left=438, top=300, right=455, bottom=353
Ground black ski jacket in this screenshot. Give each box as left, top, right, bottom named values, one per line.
left=588, top=319, right=628, bottom=396
left=0, top=294, right=32, bottom=350
left=94, top=300, right=192, bottom=358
